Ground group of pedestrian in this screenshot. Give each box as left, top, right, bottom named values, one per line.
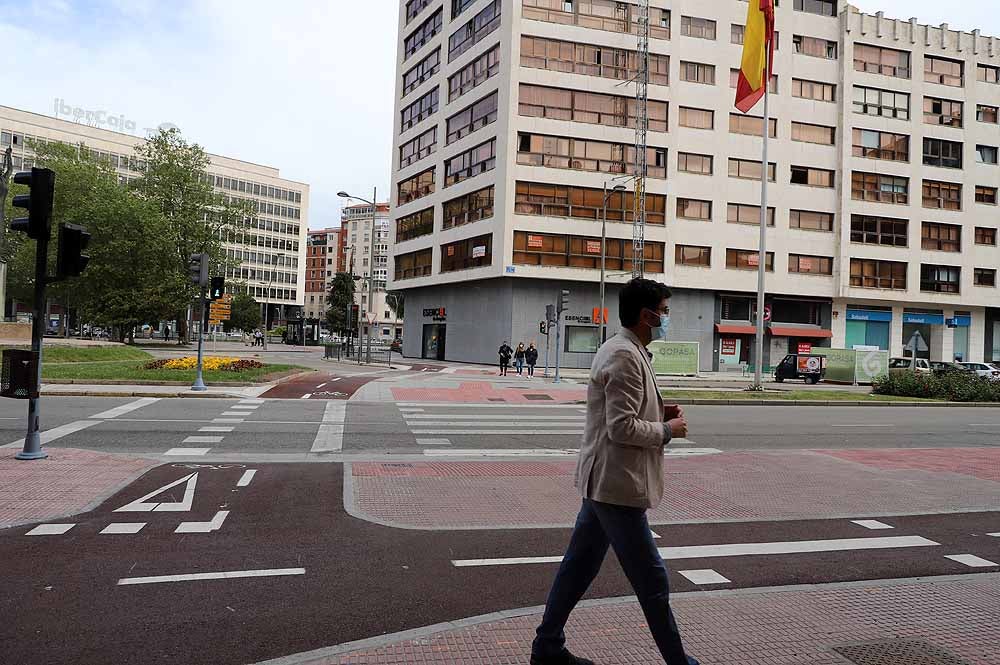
left=498, top=340, right=538, bottom=377
left=246, top=329, right=265, bottom=347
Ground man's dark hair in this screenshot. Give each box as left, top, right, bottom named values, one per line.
left=619, top=278, right=672, bottom=327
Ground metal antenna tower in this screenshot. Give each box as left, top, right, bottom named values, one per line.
left=632, top=0, right=650, bottom=279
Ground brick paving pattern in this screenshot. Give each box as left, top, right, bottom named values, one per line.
left=0, top=447, right=154, bottom=529
left=391, top=381, right=586, bottom=404
left=351, top=449, right=1000, bottom=528
left=305, top=575, right=1000, bottom=664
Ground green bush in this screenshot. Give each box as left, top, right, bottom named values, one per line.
left=872, top=371, right=1000, bottom=402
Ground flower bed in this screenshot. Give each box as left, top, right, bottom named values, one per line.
left=143, top=357, right=264, bottom=372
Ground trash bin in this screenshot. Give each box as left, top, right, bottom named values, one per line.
left=1, top=349, right=40, bottom=399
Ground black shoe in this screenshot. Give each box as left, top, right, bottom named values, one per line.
left=530, top=649, right=595, bottom=665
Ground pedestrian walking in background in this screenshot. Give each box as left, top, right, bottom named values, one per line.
left=525, top=343, right=539, bottom=377
left=498, top=341, right=513, bottom=376
left=514, top=342, right=526, bottom=376
left=530, top=278, right=699, bottom=665
left=163, top=326, right=170, bottom=342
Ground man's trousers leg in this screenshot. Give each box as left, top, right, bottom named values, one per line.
left=532, top=499, right=610, bottom=658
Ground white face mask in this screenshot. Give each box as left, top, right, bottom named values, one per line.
left=650, top=314, right=670, bottom=342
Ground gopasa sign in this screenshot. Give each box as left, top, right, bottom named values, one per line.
left=649, top=341, right=699, bottom=376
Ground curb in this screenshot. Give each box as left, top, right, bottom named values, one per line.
left=40, top=390, right=235, bottom=398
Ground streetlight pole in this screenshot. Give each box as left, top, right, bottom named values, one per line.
left=600, top=181, right=629, bottom=345
left=338, top=188, right=379, bottom=364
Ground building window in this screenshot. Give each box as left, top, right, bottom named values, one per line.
left=394, top=248, right=432, bottom=280
left=726, top=249, right=774, bottom=271
left=397, top=168, right=435, bottom=205
left=728, top=158, right=776, bottom=182
left=976, top=186, right=998, bottom=205
left=727, top=203, right=776, bottom=226
left=512, top=231, right=666, bottom=274
left=678, top=152, right=713, bottom=175
left=920, top=264, right=960, bottom=293
left=794, top=0, right=836, bottom=16
left=791, top=122, right=836, bottom=145
left=792, top=78, right=835, bottom=102
left=851, top=171, right=910, bottom=205
left=451, top=0, right=475, bottom=19
left=396, top=207, right=435, bottom=243
left=680, top=61, right=715, bottom=85
left=977, top=105, right=999, bottom=124
left=923, top=138, right=963, bottom=169
left=977, top=145, right=999, bottom=165
left=406, top=0, right=433, bottom=24
left=398, top=127, right=438, bottom=169
left=923, top=97, right=963, bottom=127
left=789, top=254, right=833, bottom=275
left=731, top=69, right=778, bottom=93
left=516, top=132, right=667, bottom=179
left=679, top=107, right=714, bottom=129
left=404, top=8, right=443, bottom=60
left=520, top=36, right=670, bottom=86
left=852, top=129, right=908, bottom=162
left=514, top=181, right=667, bottom=224
left=794, top=34, right=837, bottom=59
left=975, top=227, right=997, bottom=246
left=922, top=180, right=962, bottom=211
left=791, top=165, right=834, bottom=187
left=446, top=91, right=498, bottom=144
left=853, top=85, right=910, bottom=120
left=444, top=138, right=496, bottom=187
left=521, top=0, right=671, bottom=40
left=443, top=185, right=494, bottom=230
left=850, top=214, right=908, bottom=247
left=519, top=84, right=669, bottom=132
left=681, top=16, right=716, bottom=40
left=441, top=233, right=492, bottom=272
left=400, top=87, right=439, bottom=133
left=448, top=44, right=500, bottom=102
left=731, top=24, right=745, bottom=44
left=854, top=44, right=911, bottom=79
left=448, top=0, right=501, bottom=62
left=925, top=55, right=964, bottom=87
left=850, top=258, right=907, bottom=290
left=677, top=198, right=712, bottom=221
left=921, top=222, right=961, bottom=252
left=402, top=48, right=440, bottom=97
left=975, top=268, right=997, bottom=287
left=675, top=245, right=711, bottom=267
left=729, top=113, right=777, bottom=137
left=790, top=210, right=833, bottom=232
left=978, top=64, right=1000, bottom=84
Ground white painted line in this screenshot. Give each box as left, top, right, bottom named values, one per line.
left=237, top=470, right=257, bottom=487
left=407, top=422, right=583, bottom=428
left=831, top=424, right=894, bottom=428
left=239, top=399, right=265, bottom=405
left=117, top=567, right=305, bottom=586
left=451, top=536, right=940, bottom=567
left=163, top=448, right=211, bottom=456
left=395, top=403, right=584, bottom=409
left=945, top=554, right=998, bottom=568
left=213, top=418, right=244, bottom=424
left=578, top=409, right=587, bottom=413
left=967, top=424, right=1000, bottom=427
left=651, top=530, right=660, bottom=539
left=311, top=401, right=346, bottom=453
left=440, top=367, right=461, bottom=374
left=25, top=523, right=75, bottom=536
left=115, top=473, right=198, bottom=512
left=852, top=520, right=894, bottom=530
left=199, top=427, right=234, bottom=433
left=90, top=397, right=160, bottom=420
left=175, top=510, right=229, bottom=534
left=679, top=569, right=731, bottom=585
left=416, top=438, right=452, bottom=446
left=425, top=448, right=578, bottom=458
left=230, top=404, right=260, bottom=410
left=220, top=411, right=249, bottom=417
left=182, top=436, right=224, bottom=444
left=398, top=408, right=424, bottom=413
left=3, top=419, right=102, bottom=449
left=404, top=415, right=585, bottom=421
left=300, top=394, right=312, bottom=400
left=315, top=383, right=328, bottom=389
left=412, top=429, right=582, bottom=435
left=101, top=523, right=146, bottom=535
left=328, top=377, right=342, bottom=382
left=987, top=533, right=1000, bottom=537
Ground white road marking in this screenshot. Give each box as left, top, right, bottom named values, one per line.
left=90, top=397, right=160, bottom=420
left=163, top=448, right=211, bottom=456
left=213, top=418, right=244, bottom=424
left=395, top=403, right=584, bottom=409
left=945, top=554, right=998, bottom=568
left=237, top=470, right=257, bottom=487
left=117, top=568, right=305, bottom=586
left=407, top=422, right=583, bottom=428
left=412, top=429, right=582, bottom=435
left=182, top=436, right=224, bottom=444
left=101, top=523, right=146, bottom=535
left=398, top=408, right=424, bottom=413
left=831, top=424, right=894, bottom=428
left=403, top=415, right=585, bottom=421
left=578, top=409, right=587, bottom=413
left=25, top=523, right=75, bottom=536
left=175, top=510, right=229, bottom=534
left=315, top=383, right=327, bottom=389
left=988, top=533, right=1000, bottom=537
left=3, top=419, right=102, bottom=449
left=679, top=569, right=731, bottom=585
left=416, top=438, right=452, bottom=446
left=440, top=367, right=461, bottom=374
left=230, top=404, right=260, bottom=410
left=220, top=411, right=249, bottom=417
left=423, top=448, right=721, bottom=457
left=650, top=530, right=660, bottom=539
left=115, top=473, right=198, bottom=512
left=328, top=377, right=342, bottom=382
left=451, top=535, right=940, bottom=567
left=300, top=394, right=312, bottom=400
left=968, top=424, right=1000, bottom=427
left=239, top=399, right=265, bottom=405
left=852, top=519, right=894, bottom=530
left=311, top=401, right=346, bottom=453
left=199, top=427, right=234, bottom=433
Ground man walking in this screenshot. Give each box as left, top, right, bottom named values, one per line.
left=525, top=343, right=539, bottom=378
left=531, top=278, right=699, bottom=665
left=498, top=340, right=513, bottom=376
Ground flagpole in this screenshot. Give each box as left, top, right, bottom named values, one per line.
left=753, top=49, right=770, bottom=390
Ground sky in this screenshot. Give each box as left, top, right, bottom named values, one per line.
left=0, top=1, right=997, bottom=230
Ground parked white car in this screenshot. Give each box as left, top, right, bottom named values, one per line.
left=957, top=362, right=1000, bottom=380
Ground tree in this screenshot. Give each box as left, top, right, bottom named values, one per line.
left=225, top=290, right=261, bottom=333
left=326, top=272, right=356, bottom=336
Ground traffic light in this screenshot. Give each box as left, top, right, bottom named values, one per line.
left=188, top=253, right=208, bottom=287
left=209, top=276, right=225, bottom=300
left=539, top=321, right=547, bottom=335
left=351, top=304, right=360, bottom=325
left=10, top=168, right=55, bottom=240
left=56, top=223, right=91, bottom=278
left=557, top=289, right=570, bottom=314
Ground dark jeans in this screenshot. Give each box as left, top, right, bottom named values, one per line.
left=527, top=363, right=535, bottom=376
left=515, top=358, right=525, bottom=374
left=533, top=499, right=694, bottom=664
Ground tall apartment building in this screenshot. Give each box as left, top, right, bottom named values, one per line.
left=1, top=105, right=309, bottom=326
left=389, top=1, right=1000, bottom=368
left=305, top=228, right=343, bottom=322
left=342, top=203, right=400, bottom=340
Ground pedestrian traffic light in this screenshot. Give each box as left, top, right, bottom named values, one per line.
left=10, top=168, right=55, bottom=240
left=55, top=223, right=91, bottom=278
left=539, top=321, right=547, bottom=335
left=351, top=304, right=360, bottom=324
left=209, top=276, right=225, bottom=300
left=188, top=253, right=208, bottom=287
left=558, top=289, right=570, bottom=314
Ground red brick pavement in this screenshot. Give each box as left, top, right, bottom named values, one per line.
left=0, top=447, right=154, bottom=529
left=350, top=449, right=1000, bottom=528
left=290, top=574, right=1000, bottom=664
left=391, top=381, right=586, bottom=403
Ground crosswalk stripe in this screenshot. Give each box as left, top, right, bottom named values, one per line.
left=423, top=448, right=721, bottom=458
left=412, top=429, right=581, bottom=435
left=403, top=415, right=584, bottom=421
left=679, top=569, right=731, bottom=585
left=945, top=554, right=998, bottom=568
left=407, top=422, right=583, bottom=428
left=416, top=438, right=451, bottom=446
left=395, top=403, right=583, bottom=409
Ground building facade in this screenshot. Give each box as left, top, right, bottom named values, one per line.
left=388, top=0, right=1000, bottom=369
left=1, top=105, right=309, bottom=326
left=342, top=202, right=401, bottom=340
left=305, top=228, right=343, bottom=323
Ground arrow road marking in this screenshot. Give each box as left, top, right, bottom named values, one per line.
left=115, top=473, right=198, bottom=512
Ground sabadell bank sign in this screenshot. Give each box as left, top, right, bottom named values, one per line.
left=53, top=98, right=178, bottom=137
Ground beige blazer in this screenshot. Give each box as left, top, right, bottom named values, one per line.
left=574, top=328, right=666, bottom=509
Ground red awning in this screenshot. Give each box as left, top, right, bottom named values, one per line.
left=769, top=326, right=833, bottom=338
left=715, top=323, right=757, bottom=335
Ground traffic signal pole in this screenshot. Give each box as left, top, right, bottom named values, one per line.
left=17, top=220, right=51, bottom=460
left=192, top=285, right=207, bottom=391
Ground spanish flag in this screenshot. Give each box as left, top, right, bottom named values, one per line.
left=735, top=0, right=776, bottom=113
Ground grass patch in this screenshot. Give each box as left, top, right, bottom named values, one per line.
left=0, top=345, right=154, bottom=363
left=41, top=361, right=305, bottom=384
left=660, top=389, right=941, bottom=402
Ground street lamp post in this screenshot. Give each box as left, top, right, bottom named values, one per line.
left=338, top=188, right=378, bottom=364
left=600, top=181, right=629, bottom=346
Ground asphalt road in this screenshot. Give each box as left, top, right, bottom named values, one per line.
left=2, top=462, right=997, bottom=665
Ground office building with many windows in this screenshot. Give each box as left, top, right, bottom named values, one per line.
left=389, top=1, right=1000, bottom=368
left=342, top=203, right=400, bottom=340
left=305, top=228, right=343, bottom=323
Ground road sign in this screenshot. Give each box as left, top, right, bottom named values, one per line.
left=905, top=330, right=929, bottom=353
